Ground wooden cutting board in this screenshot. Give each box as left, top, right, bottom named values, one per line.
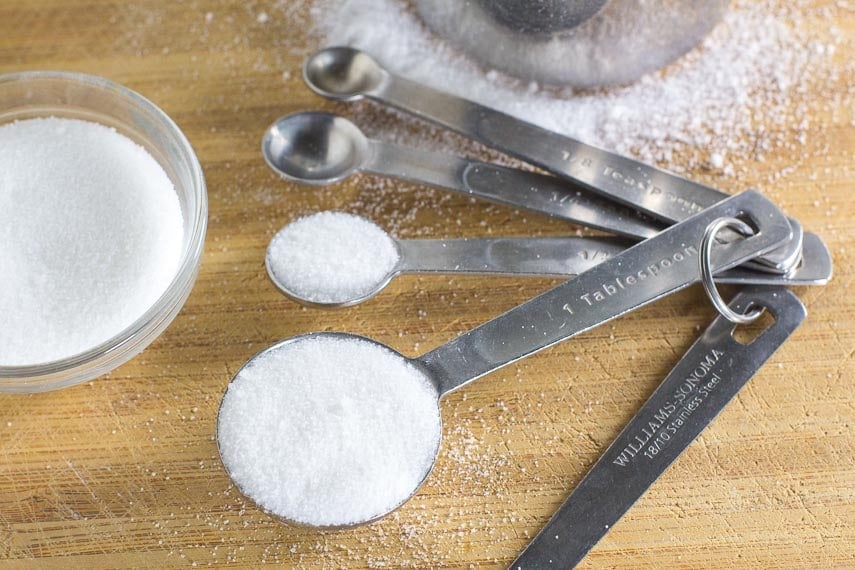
left=0, top=1, right=851, bottom=567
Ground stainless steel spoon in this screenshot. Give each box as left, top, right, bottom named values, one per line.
left=262, top=111, right=662, bottom=240
left=302, top=47, right=804, bottom=274
left=266, top=217, right=832, bottom=308
left=221, top=190, right=791, bottom=528
left=261, top=113, right=827, bottom=284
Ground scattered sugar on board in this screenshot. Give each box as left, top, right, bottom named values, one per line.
left=0, top=117, right=183, bottom=365
left=266, top=211, right=399, bottom=304
left=96, top=1, right=851, bottom=565
left=309, top=0, right=847, bottom=174
left=227, top=385, right=580, bottom=567
left=217, top=334, right=441, bottom=527
left=116, top=0, right=850, bottom=243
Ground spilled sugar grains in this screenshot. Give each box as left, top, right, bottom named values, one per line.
left=266, top=211, right=399, bottom=304
left=91, top=1, right=847, bottom=566
left=217, top=335, right=441, bottom=527
left=309, top=0, right=845, bottom=173
left=0, top=117, right=183, bottom=365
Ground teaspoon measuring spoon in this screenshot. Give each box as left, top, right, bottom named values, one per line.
left=266, top=219, right=832, bottom=308
left=221, top=190, right=791, bottom=527
left=262, top=111, right=661, bottom=240
left=302, top=47, right=804, bottom=274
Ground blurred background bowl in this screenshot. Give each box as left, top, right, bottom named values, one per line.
left=416, top=0, right=730, bottom=88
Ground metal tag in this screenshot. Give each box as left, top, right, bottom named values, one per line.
left=511, top=286, right=807, bottom=569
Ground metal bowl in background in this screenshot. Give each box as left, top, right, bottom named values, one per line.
left=416, top=0, right=731, bottom=88
left=481, top=0, right=609, bottom=35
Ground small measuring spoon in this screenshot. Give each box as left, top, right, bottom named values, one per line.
left=220, top=190, right=791, bottom=527
left=266, top=216, right=832, bottom=308
left=266, top=228, right=631, bottom=308
left=302, top=47, right=805, bottom=274
left=262, top=111, right=661, bottom=240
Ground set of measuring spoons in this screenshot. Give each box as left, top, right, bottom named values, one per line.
left=261, top=47, right=831, bottom=301
left=218, top=46, right=832, bottom=567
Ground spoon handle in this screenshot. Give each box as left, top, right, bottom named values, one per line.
left=396, top=232, right=831, bottom=286
left=396, top=236, right=630, bottom=276
left=511, top=286, right=807, bottom=569
left=368, top=139, right=804, bottom=275
left=416, top=190, right=791, bottom=397
left=372, top=73, right=720, bottom=221
left=364, top=69, right=801, bottom=273
left=367, top=140, right=661, bottom=240
left=716, top=232, right=829, bottom=286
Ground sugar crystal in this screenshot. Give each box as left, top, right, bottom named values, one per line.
left=266, top=212, right=399, bottom=304
left=0, top=117, right=183, bottom=365
left=217, top=335, right=441, bottom=526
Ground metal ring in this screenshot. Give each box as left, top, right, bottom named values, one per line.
left=699, top=217, right=765, bottom=325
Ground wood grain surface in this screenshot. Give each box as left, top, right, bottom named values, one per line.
left=0, top=1, right=852, bottom=568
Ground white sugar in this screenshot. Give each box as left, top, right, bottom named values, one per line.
left=0, top=117, right=183, bottom=365
left=217, top=334, right=441, bottom=526
left=267, top=211, right=400, bottom=304
left=309, top=0, right=840, bottom=172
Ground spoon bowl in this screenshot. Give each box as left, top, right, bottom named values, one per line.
left=265, top=242, right=401, bottom=309
left=216, top=331, right=443, bottom=529
left=262, top=111, right=370, bottom=185
left=263, top=211, right=402, bottom=308
left=304, top=46, right=386, bottom=101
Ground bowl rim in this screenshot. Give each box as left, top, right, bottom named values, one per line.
left=0, top=70, right=208, bottom=386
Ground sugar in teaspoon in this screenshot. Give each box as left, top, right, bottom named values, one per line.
left=265, top=213, right=832, bottom=308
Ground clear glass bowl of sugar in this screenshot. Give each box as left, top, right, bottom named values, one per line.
left=0, top=71, right=207, bottom=392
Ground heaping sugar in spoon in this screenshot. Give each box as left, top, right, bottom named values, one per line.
left=266, top=211, right=399, bottom=305
left=217, top=334, right=442, bottom=527
left=0, top=117, right=183, bottom=366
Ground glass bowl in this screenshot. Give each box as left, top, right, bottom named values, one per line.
left=0, top=71, right=207, bottom=392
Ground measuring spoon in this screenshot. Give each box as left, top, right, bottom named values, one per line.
left=513, top=286, right=808, bottom=568
left=220, top=190, right=791, bottom=528
left=266, top=218, right=832, bottom=308
left=302, top=47, right=804, bottom=274
left=262, top=111, right=661, bottom=240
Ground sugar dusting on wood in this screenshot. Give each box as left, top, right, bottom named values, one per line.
left=5, top=0, right=849, bottom=567
left=310, top=0, right=849, bottom=176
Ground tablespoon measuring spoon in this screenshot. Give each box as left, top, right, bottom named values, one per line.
left=266, top=216, right=832, bottom=308
left=302, top=47, right=804, bottom=274
left=262, top=111, right=661, bottom=240
left=219, top=190, right=791, bottom=528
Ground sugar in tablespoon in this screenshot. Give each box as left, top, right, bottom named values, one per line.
left=216, top=335, right=441, bottom=527
left=225, top=191, right=792, bottom=527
